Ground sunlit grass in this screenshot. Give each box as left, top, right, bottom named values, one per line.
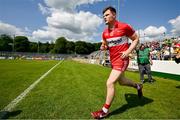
left=0, top=60, right=179, bottom=119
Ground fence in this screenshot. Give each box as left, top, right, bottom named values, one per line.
left=0, top=51, right=80, bottom=60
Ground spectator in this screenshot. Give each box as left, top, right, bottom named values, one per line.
left=175, top=53, right=180, bottom=64
left=136, top=44, right=153, bottom=83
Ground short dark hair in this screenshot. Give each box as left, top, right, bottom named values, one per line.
left=103, top=6, right=116, bottom=14
left=139, top=44, right=145, bottom=49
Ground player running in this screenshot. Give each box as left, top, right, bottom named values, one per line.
left=91, top=6, right=143, bottom=119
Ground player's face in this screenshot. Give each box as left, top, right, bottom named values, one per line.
left=103, top=10, right=116, bottom=25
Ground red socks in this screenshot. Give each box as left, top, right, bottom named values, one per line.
left=102, top=104, right=110, bottom=113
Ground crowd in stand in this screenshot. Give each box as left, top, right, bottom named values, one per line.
left=131, top=38, right=180, bottom=61
left=88, top=38, right=180, bottom=66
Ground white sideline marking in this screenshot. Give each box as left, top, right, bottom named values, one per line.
left=1, top=59, right=64, bottom=112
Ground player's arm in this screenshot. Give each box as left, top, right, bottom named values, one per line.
left=128, top=33, right=139, bottom=53
left=121, top=33, right=139, bottom=58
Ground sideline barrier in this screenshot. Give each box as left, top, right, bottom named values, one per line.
left=128, top=60, right=180, bottom=75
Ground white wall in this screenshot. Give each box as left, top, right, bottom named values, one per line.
left=128, top=60, right=180, bottom=75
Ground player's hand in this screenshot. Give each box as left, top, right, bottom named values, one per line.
left=120, top=51, right=130, bottom=59
left=100, top=45, right=107, bottom=51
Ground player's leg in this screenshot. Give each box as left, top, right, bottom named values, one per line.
left=118, top=72, right=143, bottom=98
left=105, top=69, right=123, bottom=104
left=118, top=72, right=136, bottom=87
left=91, top=69, right=122, bottom=119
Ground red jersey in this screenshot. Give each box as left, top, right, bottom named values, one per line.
left=102, top=20, right=135, bottom=71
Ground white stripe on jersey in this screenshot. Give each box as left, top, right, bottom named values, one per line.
left=106, top=36, right=128, bottom=47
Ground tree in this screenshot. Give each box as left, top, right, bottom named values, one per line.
left=39, top=42, right=50, bottom=53
left=48, top=41, right=55, bottom=53
left=29, top=42, right=38, bottom=52
left=86, top=42, right=95, bottom=53
left=14, top=36, right=30, bottom=52
left=93, top=42, right=101, bottom=51
left=75, top=41, right=88, bottom=54
left=54, top=37, right=67, bottom=53
left=66, top=41, right=75, bottom=54
left=0, top=34, right=100, bottom=54
left=0, top=34, right=13, bottom=51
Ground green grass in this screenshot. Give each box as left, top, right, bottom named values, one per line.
left=152, top=71, right=180, bottom=81
left=0, top=60, right=180, bottom=119
left=0, top=60, right=58, bottom=110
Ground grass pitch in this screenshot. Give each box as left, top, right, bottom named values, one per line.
left=0, top=60, right=179, bottom=119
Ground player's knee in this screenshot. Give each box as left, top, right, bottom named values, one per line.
left=106, top=80, right=114, bottom=88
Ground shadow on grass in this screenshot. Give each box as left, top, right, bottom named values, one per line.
left=0, top=110, right=22, bottom=119
left=143, top=78, right=156, bottom=84
left=108, top=93, right=153, bottom=117
left=176, top=85, right=180, bottom=89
